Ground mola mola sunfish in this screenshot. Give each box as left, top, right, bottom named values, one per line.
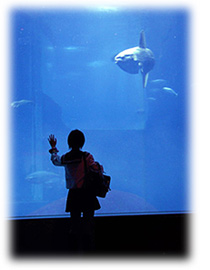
left=114, top=30, right=155, bottom=88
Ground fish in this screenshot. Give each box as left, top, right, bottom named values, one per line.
left=63, top=46, right=84, bottom=52
left=11, top=99, right=34, bottom=108
left=147, top=97, right=156, bottom=101
left=114, top=30, right=155, bottom=88
left=162, top=87, right=178, bottom=96
left=149, top=79, right=167, bottom=87
left=26, top=171, right=60, bottom=184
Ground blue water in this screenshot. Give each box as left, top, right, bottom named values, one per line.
left=11, top=7, right=188, bottom=218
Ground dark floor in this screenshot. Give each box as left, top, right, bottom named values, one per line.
left=11, top=214, right=189, bottom=258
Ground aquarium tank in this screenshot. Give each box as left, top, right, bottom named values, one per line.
left=10, top=7, right=188, bottom=219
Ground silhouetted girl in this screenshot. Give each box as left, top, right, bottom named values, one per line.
left=48, top=129, right=103, bottom=252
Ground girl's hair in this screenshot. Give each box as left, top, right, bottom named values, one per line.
left=67, top=129, right=85, bottom=149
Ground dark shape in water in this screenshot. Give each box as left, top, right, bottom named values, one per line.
left=29, top=190, right=156, bottom=216
left=114, top=30, right=155, bottom=88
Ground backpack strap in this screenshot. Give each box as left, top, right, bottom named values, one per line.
left=82, top=152, right=101, bottom=174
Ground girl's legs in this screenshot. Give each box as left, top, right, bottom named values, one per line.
left=70, top=210, right=82, bottom=252
left=70, top=210, right=81, bottom=234
left=82, top=210, right=95, bottom=251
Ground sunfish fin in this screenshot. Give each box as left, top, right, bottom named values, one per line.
left=139, top=30, right=146, bottom=48
left=142, top=72, right=149, bottom=88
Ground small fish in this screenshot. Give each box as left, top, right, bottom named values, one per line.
left=26, top=171, right=60, bottom=184
left=147, top=97, right=156, bottom=101
left=11, top=99, right=34, bottom=108
left=63, top=46, right=84, bottom=52
left=162, top=87, right=178, bottom=96
left=150, top=79, right=167, bottom=85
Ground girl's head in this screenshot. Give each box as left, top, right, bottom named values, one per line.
left=67, top=129, right=85, bottom=150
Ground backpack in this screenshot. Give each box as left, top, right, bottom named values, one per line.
left=83, top=153, right=111, bottom=198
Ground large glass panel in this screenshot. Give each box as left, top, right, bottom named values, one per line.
left=10, top=8, right=188, bottom=218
